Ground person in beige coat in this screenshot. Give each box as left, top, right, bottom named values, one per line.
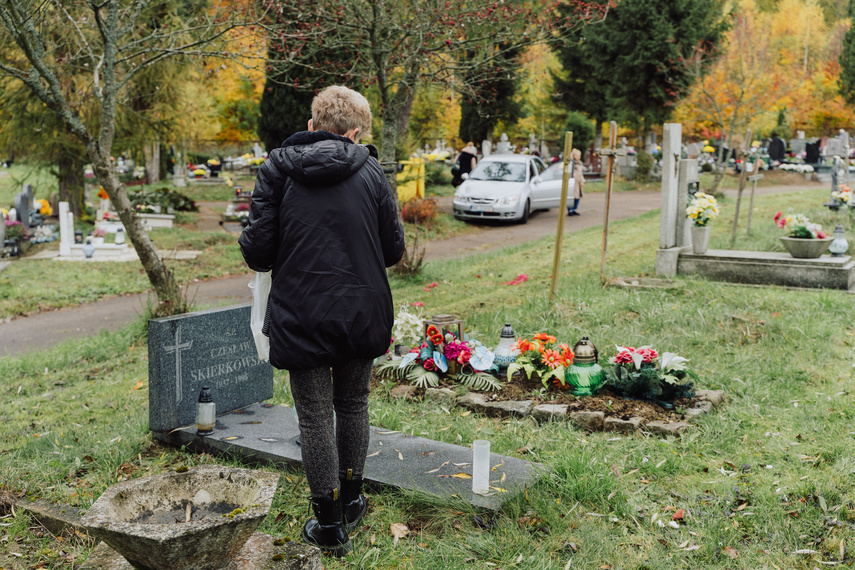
left=567, top=148, right=585, bottom=216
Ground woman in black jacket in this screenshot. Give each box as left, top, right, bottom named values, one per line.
left=239, top=86, right=405, bottom=557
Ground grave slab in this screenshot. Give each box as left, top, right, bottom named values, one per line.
left=148, top=304, right=273, bottom=432
left=152, top=403, right=543, bottom=511
left=676, top=249, right=855, bottom=291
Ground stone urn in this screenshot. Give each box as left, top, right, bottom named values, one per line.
left=81, top=465, right=280, bottom=570
left=779, top=236, right=833, bottom=258
left=691, top=225, right=711, bottom=255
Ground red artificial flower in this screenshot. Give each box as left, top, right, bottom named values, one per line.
left=636, top=347, right=659, bottom=363
left=423, top=358, right=437, bottom=371
left=426, top=325, right=443, bottom=345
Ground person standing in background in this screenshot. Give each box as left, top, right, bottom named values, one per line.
left=451, top=141, right=479, bottom=187
left=567, top=148, right=585, bottom=216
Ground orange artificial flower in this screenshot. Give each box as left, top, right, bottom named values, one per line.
left=97, top=187, right=109, bottom=200
left=515, top=339, right=531, bottom=353
left=426, top=325, right=443, bottom=345
left=533, top=333, right=549, bottom=342
left=542, top=349, right=562, bottom=369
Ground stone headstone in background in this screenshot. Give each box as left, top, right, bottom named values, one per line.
left=826, top=138, right=845, bottom=158
left=676, top=158, right=699, bottom=247
left=790, top=139, right=806, bottom=156
left=23, top=184, right=34, bottom=209
left=58, top=202, right=72, bottom=256
left=687, top=142, right=703, bottom=157
left=495, top=133, right=511, bottom=155
left=148, top=304, right=273, bottom=433
left=659, top=123, right=682, bottom=249
left=481, top=139, right=492, bottom=157
left=14, top=192, right=29, bottom=226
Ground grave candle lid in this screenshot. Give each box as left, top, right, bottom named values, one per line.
left=423, top=314, right=464, bottom=341
left=572, top=336, right=598, bottom=364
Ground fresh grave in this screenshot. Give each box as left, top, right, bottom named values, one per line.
left=148, top=304, right=542, bottom=511
left=376, top=310, right=726, bottom=437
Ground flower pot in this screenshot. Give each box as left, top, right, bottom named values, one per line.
left=691, top=225, right=711, bottom=255
left=779, top=236, right=833, bottom=258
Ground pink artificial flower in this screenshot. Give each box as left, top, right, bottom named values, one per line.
left=611, top=350, right=635, bottom=365
left=816, top=230, right=827, bottom=239
left=411, top=302, right=425, bottom=307
left=423, top=358, right=437, bottom=371
left=457, top=348, right=471, bottom=364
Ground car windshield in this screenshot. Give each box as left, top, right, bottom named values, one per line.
left=470, top=161, right=527, bottom=182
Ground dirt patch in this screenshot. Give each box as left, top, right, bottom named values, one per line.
left=372, top=368, right=698, bottom=423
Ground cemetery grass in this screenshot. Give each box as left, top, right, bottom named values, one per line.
left=1, top=187, right=854, bottom=568
left=0, top=228, right=248, bottom=318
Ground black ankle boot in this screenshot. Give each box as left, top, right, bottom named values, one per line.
left=340, top=470, right=368, bottom=533
left=301, top=491, right=351, bottom=557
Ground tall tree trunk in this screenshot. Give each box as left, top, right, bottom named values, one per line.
left=57, top=148, right=85, bottom=217
left=143, top=141, right=161, bottom=184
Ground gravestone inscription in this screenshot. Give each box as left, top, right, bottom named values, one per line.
left=148, top=304, right=273, bottom=433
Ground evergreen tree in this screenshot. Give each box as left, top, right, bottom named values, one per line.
left=839, top=0, right=855, bottom=105
left=554, top=0, right=729, bottom=137
left=458, top=47, right=522, bottom=143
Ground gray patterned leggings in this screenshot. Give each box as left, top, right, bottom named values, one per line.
left=289, top=358, right=373, bottom=499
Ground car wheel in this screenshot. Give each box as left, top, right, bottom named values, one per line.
left=518, top=199, right=530, bottom=224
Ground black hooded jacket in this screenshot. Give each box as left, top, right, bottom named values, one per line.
left=238, top=131, right=405, bottom=370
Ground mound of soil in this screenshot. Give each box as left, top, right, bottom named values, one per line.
left=372, top=368, right=698, bottom=424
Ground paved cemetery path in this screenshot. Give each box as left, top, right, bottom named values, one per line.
left=0, top=183, right=817, bottom=357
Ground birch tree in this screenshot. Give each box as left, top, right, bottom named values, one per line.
left=0, top=0, right=264, bottom=315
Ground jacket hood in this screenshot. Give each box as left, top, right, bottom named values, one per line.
left=269, top=130, right=370, bottom=187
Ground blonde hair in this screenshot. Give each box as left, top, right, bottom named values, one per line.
left=311, top=86, right=372, bottom=138
left=571, top=148, right=582, bottom=160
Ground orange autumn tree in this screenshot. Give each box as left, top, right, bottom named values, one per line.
left=677, top=0, right=804, bottom=193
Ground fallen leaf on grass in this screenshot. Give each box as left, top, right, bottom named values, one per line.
left=672, top=509, right=684, bottom=521
left=793, top=549, right=818, bottom=554
left=378, top=431, right=399, bottom=435
left=133, top=381, right=145, bottom=390
left=723, top=546, right=738, bottom=558
left=395, top=449, right=404, bottom=461
left=489, top=486, right=507, bottom=493
left=681, top=543, right=702, bottom=551
left=460, top=410, right=472, bottom=417
left=452, top=473, right=472, bottom=479
left=366, top=451, right=381, bottom=458
left=453, top=462, right=471, bottom=467
left=390, top=523, right=409, bottom=547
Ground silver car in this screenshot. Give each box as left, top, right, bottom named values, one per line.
left=452, top=154, right=572, bottom=223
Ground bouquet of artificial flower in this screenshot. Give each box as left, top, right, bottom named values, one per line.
left=686, top=192, right=719, bottom=227
left=832, top=185, right=852, bottom=204
left=605, top=346, right=695, bottom=408
left=506, top=333, right=574, bottom=389
left=377, top=325, right=501, bottom=391
left=774, top=211, right=827, bottom=239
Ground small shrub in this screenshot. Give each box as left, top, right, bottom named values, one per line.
left=635, top=150, right=653, bottom=182
left=424, top=162, right=450, bottom=188
left=401, top=198, right=437, bottom=225
left=701, top=162, right=713, bottom=173
left=563, top=112, right=595, bottom=155
left=5, top=220, right=28, bottom=241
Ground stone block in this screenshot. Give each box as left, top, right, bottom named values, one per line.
left=148, top=304, right=274, bottom=433
left=11, top=498, right=85, bottom=536
left=604, top=416, right=642, bottom=433
left=457, top=392, right=488, bottom=411
left=568, top=411, right=605, bottom=431
left=532, top=404, right=569, bottom=423
left=424, top=387, right=457, bottom=405
left=655, top=247, right=686, bottom=277
left=695, top=389, right=727, bottom=407
left=645, top=420, right=690, bottom=437
left=481, top=400, right=534, bottom=418
left=390, top=384, right=418, bottom=400
left=684, top=401, right=713, bottom=417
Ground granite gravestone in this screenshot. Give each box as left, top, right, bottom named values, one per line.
left=14, top=191, right=29, bottom=225
left=790, top=138, right=806, bottom=156
left=826, top=138, right=845, bottom=158
left=148, top=304, right=273, bottom=433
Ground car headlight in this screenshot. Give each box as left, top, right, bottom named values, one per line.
left=501, top=195, right=520, bottom=205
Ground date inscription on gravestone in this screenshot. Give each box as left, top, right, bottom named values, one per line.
left=148, top=304, right=273, bottom=432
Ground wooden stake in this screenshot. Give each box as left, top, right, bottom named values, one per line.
left=730, top=129, right=751, bottom=249
left=746, top=153, right=764, bottom=236
left=600, top=121, right=618, bottom=277
left=549, top=131, right=573, bottom=302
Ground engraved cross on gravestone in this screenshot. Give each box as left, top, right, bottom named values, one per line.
left=162, top=326, right=193, bottom=403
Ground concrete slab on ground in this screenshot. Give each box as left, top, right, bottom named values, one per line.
left=153, top=402, right=543, bottom=511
